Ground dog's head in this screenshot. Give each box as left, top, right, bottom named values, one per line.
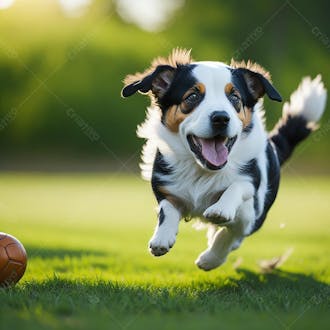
left=122, top=49, right=282, bottom=171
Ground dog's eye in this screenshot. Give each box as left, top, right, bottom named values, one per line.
left=228, top=92, right=241, bottom=112
left=184, top=92, right=200, bottom=105
left=181, top=89, right=203, bottom=114
left=229, top=93, right=240, bottom=102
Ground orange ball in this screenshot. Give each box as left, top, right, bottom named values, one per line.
left=0, top=233, right=27, bottom=287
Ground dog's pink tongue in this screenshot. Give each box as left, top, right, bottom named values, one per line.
left=199, top=138, right=228, bottom=167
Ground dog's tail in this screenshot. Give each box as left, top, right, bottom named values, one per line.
left=270, top=75, right=327, bottom=165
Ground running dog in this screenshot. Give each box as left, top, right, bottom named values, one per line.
left=121, top=49, right=327, bottom=271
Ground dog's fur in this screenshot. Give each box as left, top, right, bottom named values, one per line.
left=122, top=49, right=327, bottom=271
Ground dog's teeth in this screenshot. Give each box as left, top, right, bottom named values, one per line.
left=192, top=136, right=201, bottom=147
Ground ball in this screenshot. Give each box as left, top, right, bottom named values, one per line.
left=0, top=232, right=27, bottom=287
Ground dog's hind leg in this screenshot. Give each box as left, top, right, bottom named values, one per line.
left=196, top=199, right=255, bottom=271
left=149, top=199, right=181, bottom=257
left=195, top=227, right=241, bottom=271
left=207, top=224, right=218, bottom=247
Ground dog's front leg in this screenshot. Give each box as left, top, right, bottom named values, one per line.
left=149, top=199, right=181, bottom=257
left=203, top=181, right=254, bottom=223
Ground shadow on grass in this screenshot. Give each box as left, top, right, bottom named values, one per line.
left=1, top=270, right=329, bottom=330
left=25, top=245, right=110, bottom=259
left=217, top=268, right=329, bottom=310
left=2, top=268, right=328, bottom=316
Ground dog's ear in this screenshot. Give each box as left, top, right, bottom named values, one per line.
left=232, top=68, right=282, bottom=105
left=121, top=65, right=175, bottom=99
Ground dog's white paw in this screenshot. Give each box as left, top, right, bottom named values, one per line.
left=203, top=202, right=236, bottom=223
left=149, top=231, right=176, bottom=257
left=195, top=249, right=225, bottom=271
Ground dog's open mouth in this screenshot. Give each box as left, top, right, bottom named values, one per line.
left=187, top=134, right=237, bottom=170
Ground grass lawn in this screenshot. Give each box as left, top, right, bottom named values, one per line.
left=0, top=173, right=329, bottom=330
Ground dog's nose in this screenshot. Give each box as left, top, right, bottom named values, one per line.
left=210, top=111, right=230, bottom=129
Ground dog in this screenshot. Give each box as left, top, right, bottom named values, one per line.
left=121, top=49, right=327, bottom=271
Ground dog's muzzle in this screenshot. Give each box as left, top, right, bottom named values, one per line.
left=187, top=134, right=237, bottom=170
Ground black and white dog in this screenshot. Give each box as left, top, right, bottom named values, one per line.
left=122, top=49, right=327, bottom=271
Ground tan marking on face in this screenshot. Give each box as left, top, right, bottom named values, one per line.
left=165, top=83, right=205, bottom=132
left=165, top=105, right=187, bottom=132
left=225, top=83, right=234, bottom=95
left=238, top=106, right=253, bottom=128
left=225, top=82, right=242, bottom=112
left=225, top=83, right=252, bottom=128
left=196, top=82, right=205, bottom=94
left=182, top=83, right=205, bottom=99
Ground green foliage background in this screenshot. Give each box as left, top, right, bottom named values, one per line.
left=0, top=0, right=329, bottom=169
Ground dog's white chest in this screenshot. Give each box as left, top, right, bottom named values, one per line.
left=163, top=161, right=236, bottom=215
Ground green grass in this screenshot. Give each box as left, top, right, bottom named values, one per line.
left=0, top=173, right=329, bottom=330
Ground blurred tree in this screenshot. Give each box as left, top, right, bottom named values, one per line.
left=0, top=0, right=328, bottom=170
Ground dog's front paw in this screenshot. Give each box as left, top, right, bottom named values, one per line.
left=195, top=249, right=225, bottom=271
left=149, top=232, right=176, bottom=257
left=203, top=201, right=237, bottom=224
left=203, top=203, right=236, bottom=224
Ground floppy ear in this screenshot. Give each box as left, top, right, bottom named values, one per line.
left=232, top=68, right=282, bottom=105
left=121, top=65, right=175, bottom=98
